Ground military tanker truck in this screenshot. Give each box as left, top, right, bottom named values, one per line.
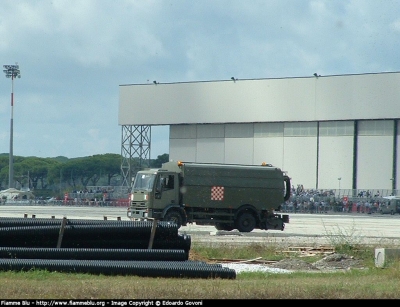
left=127, top=161, right=291, bottom=232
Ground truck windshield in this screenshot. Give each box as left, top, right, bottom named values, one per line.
left=133, top=173, right=156, bottom=191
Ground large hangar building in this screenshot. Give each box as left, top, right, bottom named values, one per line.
left=119, top=72, right=400, bottom=194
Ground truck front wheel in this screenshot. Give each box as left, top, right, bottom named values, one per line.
left=164, top=210, right=183, bottom=228
left=235, top=212, right=256, bottom=233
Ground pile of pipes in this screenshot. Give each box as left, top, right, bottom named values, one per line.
left=0, top=217, right=236, bottom=279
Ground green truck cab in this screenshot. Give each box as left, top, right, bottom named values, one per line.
left=127, top=161, right=291, bottom=233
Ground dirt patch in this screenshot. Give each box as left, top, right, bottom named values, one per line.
left=268, top=258, right=319, bottom=271
left=188, top=249, right=210, bottom=262
left=268, top=253, right=365, bottom=272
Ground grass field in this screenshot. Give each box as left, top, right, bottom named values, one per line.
left=1, top=241, right=400, bottom=299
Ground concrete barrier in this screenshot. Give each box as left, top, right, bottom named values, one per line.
left=375, top=248, right=400, bottom=267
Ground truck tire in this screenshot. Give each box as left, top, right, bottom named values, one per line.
left=235, top=212, right=256, bottom=233
left=164, top=210, right=183, bottom=228
left=215, top=223, right=234, bottom=231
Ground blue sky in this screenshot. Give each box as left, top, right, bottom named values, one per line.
left=0, top=0, right=399, bottom=159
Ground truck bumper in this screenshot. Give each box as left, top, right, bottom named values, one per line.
left=127, top=208, right=148, bottom=219
left=280, top=214, right=289, bottom=223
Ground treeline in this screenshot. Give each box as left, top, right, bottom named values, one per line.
left=0, top=153, right=169, bottom=193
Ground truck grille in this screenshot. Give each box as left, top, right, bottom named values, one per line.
left=132, top=202, right=146, bottom=209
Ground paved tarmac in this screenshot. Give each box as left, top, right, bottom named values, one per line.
left=1, top=205, right=400, bottom=246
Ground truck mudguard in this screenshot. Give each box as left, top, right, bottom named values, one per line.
left=284, top=175, right=291, bottom=201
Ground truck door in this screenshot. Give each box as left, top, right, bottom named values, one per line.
left=154, top=173, right=178, bottom=209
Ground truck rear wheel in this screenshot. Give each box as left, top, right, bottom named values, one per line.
left=235, top=212, right=256, bottom=233
left=164, top=210, right=183, bottom=228
left=215, top=223, right=234, bottom=231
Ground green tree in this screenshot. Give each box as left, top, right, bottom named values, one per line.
left=0, top=156, right=9, bottom=189
left=61, top=160, right=81, bottom=189
left=90, top=154, right=122, bottom=186
left=0, top=153, right=169, bottom=192
left=14, top=157, right=59, bottom=189
left=53, top=154, right=122, bottom=190
left=61, top=158, right=94, bottom=189
left=151, top=153, right=169, bottom=167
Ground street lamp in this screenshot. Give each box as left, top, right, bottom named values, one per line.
left=3, top=63, right=21, bottom=189
left=338, top=177, right=342, bottom=198
left=390, top=178, right=395, bottom=196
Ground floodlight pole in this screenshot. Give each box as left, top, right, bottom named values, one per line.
left=338, top=177, right=341, bottom=198
left=3, top=63, right=21, bottom=189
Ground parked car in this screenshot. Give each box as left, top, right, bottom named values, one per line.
left=379, top=198, right=400, bottom=215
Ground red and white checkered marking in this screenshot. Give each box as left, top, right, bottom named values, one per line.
left=211, top=186, right=224, bottom=201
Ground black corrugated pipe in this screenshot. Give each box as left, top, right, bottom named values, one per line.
left=0, top=225, right=60, bottom=247
left=0, top=219, right=179, bottom=239
left=0, top=247, right=188, bottom=261
left=0, top=223, right=181, bottom=243
left=65, top=223, right=179, bottom=240
left=0, top=225, right=191, bottom=257
left=0, top=258, right=236, bottom=279
left=59, top=235, right=191, bottom=257
left=0, top=218, right=179, bottom=236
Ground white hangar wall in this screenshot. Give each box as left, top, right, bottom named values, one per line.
left=119, top=72, right=400, bottom=191
left=169, top=120, right=397, bottom=191
left=119, top=72, right=400, bottom=125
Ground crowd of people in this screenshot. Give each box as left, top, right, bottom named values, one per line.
left=281, top=184, right=392, bottom=214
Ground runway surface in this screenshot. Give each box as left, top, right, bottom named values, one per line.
left=1, top=205, right=399, bottom=246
